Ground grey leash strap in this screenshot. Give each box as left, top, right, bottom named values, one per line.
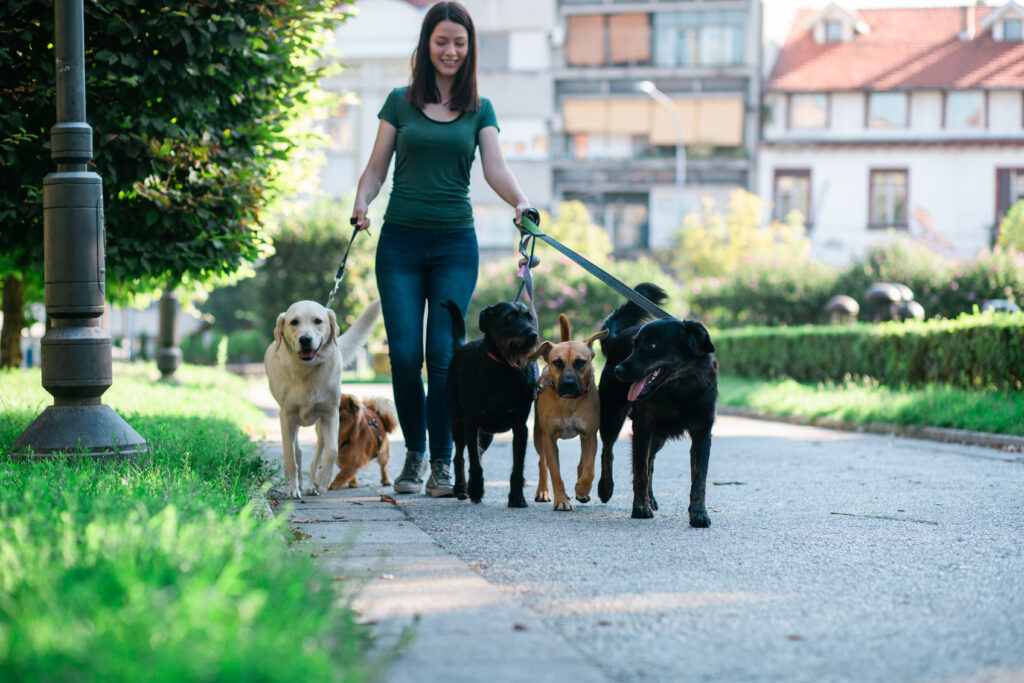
left=325, top=222, right=363, bottom=310
left=517, top=211, right=673, bottom=320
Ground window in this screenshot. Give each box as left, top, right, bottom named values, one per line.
left=562, top=192, right=649, bottom=249
left=1003, top=19, right=1023, bottom=40
left=566, top=15, right=605, bottom=66
left=328, top=103, right=351, bottom=152
left=790, top=93, right=828, bottom=129
left=869, top=169, right=908, bottom=228
left=868, top=92, right=908, bottom=128
left=773, top=169, right=811, bottom=225
left=945, top=91, right=985, bottom=129
left=653, top=10, right=746, bottom=67
left=824, top=20, right=843, bottom=42
left=996, top=169, right=1024, bottom=223
left=608, top=13, right=651, bottom=64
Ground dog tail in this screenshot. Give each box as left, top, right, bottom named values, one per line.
left=337, top=299, right=382, bottom=362
left=440, top=299, right=466, bottom=352
left=364, top=396, right=398, bottom=434
left=600, top=282, right=668, bottom=340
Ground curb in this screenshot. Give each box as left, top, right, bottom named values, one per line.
left=717, top=405, right=1024, bottom=456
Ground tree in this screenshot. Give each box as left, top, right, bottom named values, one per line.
left=0, top=0, right=349, bottom=368
left=662, top=189, right=812, bottom=280
left=997, top=200, right=1024, bottom=253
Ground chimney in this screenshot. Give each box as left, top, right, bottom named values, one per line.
left=959, top=5, right=976, bottom=40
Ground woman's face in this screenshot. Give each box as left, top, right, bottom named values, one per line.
left=429, top=19, right=469, bottom=81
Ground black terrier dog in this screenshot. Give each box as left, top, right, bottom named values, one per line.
left=441, top=300, right=539, bottom=507
left=598, top=284, right=718, bottom=527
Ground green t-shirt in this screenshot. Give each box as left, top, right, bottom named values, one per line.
left=379, top=86, right=498, bottom=230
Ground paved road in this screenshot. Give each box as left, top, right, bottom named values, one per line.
left=251, top=382, right=1024, bottom=683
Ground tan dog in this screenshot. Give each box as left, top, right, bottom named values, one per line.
left=530, top=314, right=608, bottom=511
left=264, top=299, right=381, bottom=499
left=329, top=394, right=397, bottom=490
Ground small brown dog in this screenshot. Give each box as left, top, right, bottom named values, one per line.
left=530, top=314, right=608, bottom=510
left=329, top=394, right=398, bottom=490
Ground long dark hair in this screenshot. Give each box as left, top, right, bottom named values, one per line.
left=407, top=1, right=479, bottom=113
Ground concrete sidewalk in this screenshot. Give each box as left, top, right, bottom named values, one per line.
left=250, top=382, right=612, bottom=683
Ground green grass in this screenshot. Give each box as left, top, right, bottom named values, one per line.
left=719, top=374, right=1024, bottom=436
left=0, top=364, right=371, bottom=683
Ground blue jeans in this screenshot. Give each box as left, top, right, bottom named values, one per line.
left=375, top=222, right=478, bottom=464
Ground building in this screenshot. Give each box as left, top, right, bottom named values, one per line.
left=759, top=1, right=1024, bottom=264
left=550, top=0, right=763, bottom=251
left=318, top=0, right=762, bottom=254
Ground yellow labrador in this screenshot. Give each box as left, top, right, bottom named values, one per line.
left=264, top=299, right=381, bottom=498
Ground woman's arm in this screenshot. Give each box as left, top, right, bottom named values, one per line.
left=350, top=119, right=398, bottom=231
left=478, top=126, right=531, bottom=225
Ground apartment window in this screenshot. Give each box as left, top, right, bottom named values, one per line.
left=789, top=93, right=828, bottom=129
left=477, top=32, right=510, bottom=71
left=996, top=168, right=1024, bottom=223
left=945, top=91, right=985, bottom=129
left=566, top=15, right=606, bottom=66
left=1003, top=19, right=1023, bottom=40
left=868, top=92, right=908, bottom=128
left=328, top=103, right=351, bottom=152
left=869, top=169, right=908, bottom=228
left=773, top=169, right=811, bottom=225
left=653, top=10, right=746, bottom=68
left=608, top=13, right=651, bottom=64
left=824, top=20, right=843, bottom=42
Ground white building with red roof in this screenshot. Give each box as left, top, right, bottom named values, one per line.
left=758, top=1, right=1024, bottom=263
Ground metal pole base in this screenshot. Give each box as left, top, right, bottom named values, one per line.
left=11, top=404, right=148, bottom=460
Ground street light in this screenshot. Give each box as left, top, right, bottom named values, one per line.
left=12, top=0, right=146, bottom=459
left=637, top=80, right=686, bottom=216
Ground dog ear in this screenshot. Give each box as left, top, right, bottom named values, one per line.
left=341, top=394, right=361, bottom=415
left=273, top=313, right=286, bottom=349
left=478, top=304, right=495, bottom=334
left=558, top=314, right=571, bottom=342
left=583, top=328, right=608, bottom=352
left=683, top=321, right=715, bottom=355
left=326, top=309, right=339, bottom=346
left=528, top=340, right=553, bottom=362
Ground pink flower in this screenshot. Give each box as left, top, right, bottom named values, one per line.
left=951, top=281, right=959, bottom=291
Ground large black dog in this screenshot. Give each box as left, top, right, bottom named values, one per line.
left=441, top=299, right=539, bottom=507
left=597, top=284, right=718, bottom=527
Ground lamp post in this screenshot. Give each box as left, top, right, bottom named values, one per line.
left=637, top=80, right=686, bottom=218
left=12, top=0, right=146, bottom=459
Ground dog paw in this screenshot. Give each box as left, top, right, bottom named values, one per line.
left=284, top=482, right=302, bottom=499
left=468, top=479, right=485, bottom=503
left=689, top=507, right=711, bottom=528
left=457, top=492, right=469, bottom=501
left=631, top=505, right=654, bottom=519
left=650, top=495, right=659, bottom=511
left=575, top=494, right=590, bottom=504
left=535, top=490, right=551, bottom=502
left=598, top=479, right=613, bottom=503
left=553, top=499, right=572, bottom=511
left=304, top=486, right=323, bottom=497
left=507, top=494, right=528, bottom=508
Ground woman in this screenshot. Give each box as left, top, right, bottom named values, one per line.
left=350, top=1, right=531, bottom=497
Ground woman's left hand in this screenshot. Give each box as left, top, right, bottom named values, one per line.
left=514, top=201, right=531, bottom=227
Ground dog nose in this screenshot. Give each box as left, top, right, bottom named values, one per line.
left=613, top=363, right=627, bottom=381
left=558, top=377, right=580, bottom=395
left=299, top=334, right=313, bottom=348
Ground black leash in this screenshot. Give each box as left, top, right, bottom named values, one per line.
left=515, top=209, right=673, bottom=320
left=325, top=219, right=364, bottom=310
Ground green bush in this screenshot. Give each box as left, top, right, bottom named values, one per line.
left=714, top=311, right=1024, bottom=391
left=182, top=329, right=270, bottom=366
left=689, top=256, right=840, bottom=327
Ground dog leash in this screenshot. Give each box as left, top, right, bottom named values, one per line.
left=515, top=210, right=673, bottom=320
left=325, top=219, right=365, bottom=310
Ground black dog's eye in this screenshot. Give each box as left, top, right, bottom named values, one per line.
left=552, top=359, right=565, bottom=370
left=573, top=358, right=586, bottom=370
left=646, top=342, right=656, bottom=350
left=313, top=318, right=322, bottom=325
left=289, top=319, right=299, bottom=326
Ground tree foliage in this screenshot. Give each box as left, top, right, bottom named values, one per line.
left=0, top=0, right=349, bottom=300
left=997, top=200, right=1024, bottom=252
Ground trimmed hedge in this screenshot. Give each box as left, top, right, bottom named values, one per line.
left=714, top=311, right=1024, bottom=392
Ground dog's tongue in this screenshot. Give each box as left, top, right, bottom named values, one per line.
left=627, top=372, right=655, bottom=402
left=299, top=349, right=316, bottom=361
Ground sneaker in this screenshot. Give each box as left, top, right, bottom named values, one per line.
left=425, top=460, right=455, bottom=498
left=393, top=451, right=428, bottom=494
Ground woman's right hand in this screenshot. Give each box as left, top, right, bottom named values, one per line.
left=350, top=205, right=370, bottom=232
